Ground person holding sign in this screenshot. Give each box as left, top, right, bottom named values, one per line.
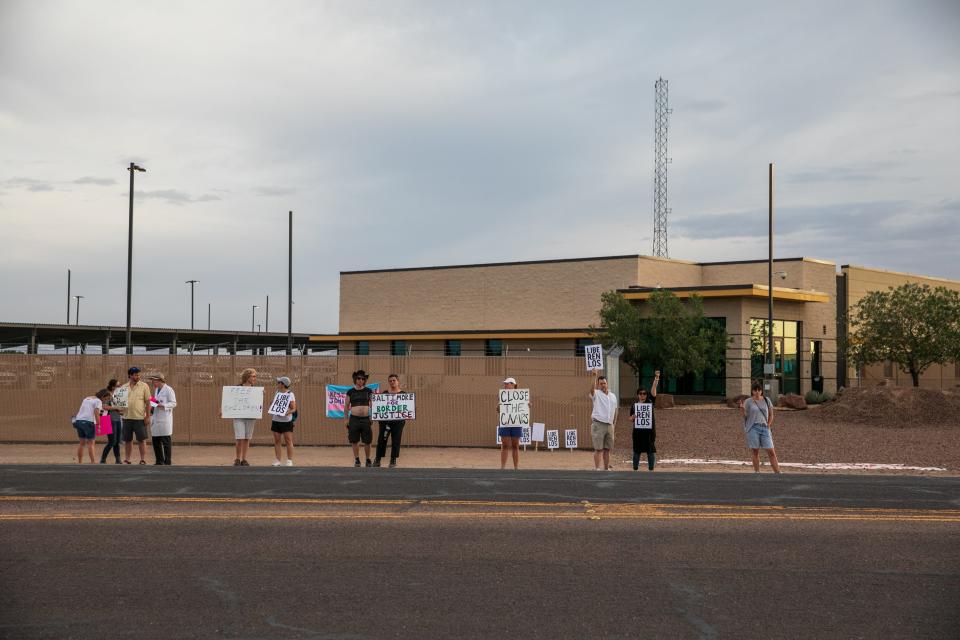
left=99, top=379, right=124, bottom=464
left=739, top=381, right=781, bottom=474
left=373, top=374, right=407, bottom=468
left=629, top=371, right=660, bottom=471
left=120, top=367, right=152, bottom=465
left=498, top=377, right=523, bottom=470
left=344, top=370, right=374, bottom=467
left=589, top=371, right=618, bottom=470
left=222, top=368, right=259, bottom=466
left=146, top=372, right=176, bottom=465
left=269, top=376, right=297, bottom=466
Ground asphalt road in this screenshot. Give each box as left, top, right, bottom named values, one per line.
left=1, top=466, right=958, bottom=639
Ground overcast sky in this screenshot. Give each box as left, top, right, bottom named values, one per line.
left=1, top=0, right=958, bottom=334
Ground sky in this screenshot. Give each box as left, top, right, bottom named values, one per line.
left=1, top=0, right=958, bottom=334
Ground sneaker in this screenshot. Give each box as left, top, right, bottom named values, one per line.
left=240, top=460, right=250, bottom=466
left=272, top=459, right=282, bottom=467
left=389, top=459, right=397, bottom=468
left=233, top=459, right=241, bottom=466
left=354, top=458, right=361, bottom=468
left=285, top=460, right=294, bottom=467
left=365, top=459, right=372, bottom=467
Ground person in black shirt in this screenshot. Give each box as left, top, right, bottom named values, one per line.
left=344, top=370, right=373, bottom=467
left=629, top=370, right=660, bottom=471
left=374, top=373, right=406, bottom=468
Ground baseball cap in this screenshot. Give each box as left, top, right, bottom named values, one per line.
left=276, top=376, right=291, bottom=387
left=127, top=367, right=140, bottom=375
left=502, top=377, right=517, bottom=385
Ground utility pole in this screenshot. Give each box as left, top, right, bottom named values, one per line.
left=653, top=78, right=672, bottom=257
left=266, top=295, right=269, bottom=333
left=208, top=303, right=211, bottom=330
left=287, top=210, right=293, bottom=355
left=66, top=269, right=71, bottom=324
left=126, top=162, right=146, bottom=354
left=185, top=280, right=198, bottom=330
left=766, top=162, right=778, bottom=401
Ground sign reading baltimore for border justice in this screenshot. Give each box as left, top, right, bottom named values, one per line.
left=498, top=388, right=530, bottom=426
left=371, top=393, right=416, bottom=421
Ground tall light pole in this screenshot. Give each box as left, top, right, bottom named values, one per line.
left=265, top=294, right=269, bottom=333
left=126, top=162, right=146, bottom=354
left=66, top=269, right=71, bottom=324
left=185, top=280, right=198, bottom=329
left=74, top=295, right=84, bottom=325
left=288, top=210, right=293, bottom=355
left=207, top=303, right=211, bottom=330
left=251, top=305, right=258, bottom=333
left=767, top=162, right=777, bottom=399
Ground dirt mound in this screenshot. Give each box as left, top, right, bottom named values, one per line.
left=815, top=386, right=960, bottom=427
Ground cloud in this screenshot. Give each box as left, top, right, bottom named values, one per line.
left=3, top=177, right=55, bottom=192
left=133, top=189, right=221, bottom=205
left=74, top=176, right=116, bottom=186
left=254, top=186, right=297, bottom=197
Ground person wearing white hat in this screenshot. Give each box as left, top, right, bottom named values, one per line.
left=498, top=377, right=522, bottom=470
left=146, top=372, right=176, bottom=465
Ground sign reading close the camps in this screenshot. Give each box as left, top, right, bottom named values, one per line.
left=371, top=393, right=416, bottom=421
left=498, top=388, right=530, bottom=426
left=112, top=385, right=129, bottom=409
left=564, top=429, right=578, bottom=449
left=585, top=344, right=604, bottom=371
left=546, top=430, right=560, bottom=450
left=268, top=391, right=293, bottom=417
left=221, top=386, right=264, bottom=419
left=634, top=403, right=653, bottom=429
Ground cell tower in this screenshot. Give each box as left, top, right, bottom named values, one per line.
left=653, top=77, right=672, bottom=258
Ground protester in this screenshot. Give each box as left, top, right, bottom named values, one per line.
left=498, top=376, right=522, bottom=470
left=99, top=379, right=124, bottom=464
left=121, top=367, right=152, bottom=465
left=629, top=371, right=660, bottom=471
left=344, top=370, right=374, bottom=467
left=589, top=370, right=618, bottom=470
left=229, top=368, right=258, bottom=466
left=270, top=376, right=297, bottom=467
left=373, top=373, right=406, bottom=468
left=739, top=381, right=782, bottom=474
left=74, top=389, right=111, bottom=463
left=146, top=372, right=176, bottom=465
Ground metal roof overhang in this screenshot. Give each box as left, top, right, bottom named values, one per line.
left=619, top=284, right=830, bottom=303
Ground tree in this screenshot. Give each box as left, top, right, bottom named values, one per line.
left=845, top=283, right=960, bottom=387
left=592, top=290, right=730, bottom=382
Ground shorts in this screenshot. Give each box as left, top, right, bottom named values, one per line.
left=74, top=420, right=95, bottom=440
left=498, top=426, right=523, bottom=439
left=591, top=420, right=615, bottom=450
left=271, top=420, right=295, bottom=434
left=348, top=416, right=372, bottom=444
left=745, top=423, right=774, bottom=449
left=233, top=419, right=255, bottom=440
left=122, top=419, right=147, bottom=443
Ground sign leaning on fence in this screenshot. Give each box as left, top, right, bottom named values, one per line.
left=520, top=425, right=532, bottom=446
left=221, top=386, right=265, bottom=419
left=546, top=429, right=560, bottom=450
left=564, top=429, right=578, bottom=449
left=532, top=422, right=545, bottom=442
left=371, top=393, right=416, bottom=421
left=634, top=403, right=653, bottom=429
left=268, top=391, right=293, bottom=417
left=498, top=388, right=531, bottom=426
left=585, top=344, right=604, bottom=371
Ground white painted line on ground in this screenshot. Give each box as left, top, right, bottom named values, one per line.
left=659, top=459, right=947, bottom=472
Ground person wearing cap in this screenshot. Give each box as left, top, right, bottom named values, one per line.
left=589, top=370, right=618, bottom=471
left=498, top=377, right=522, bottom=470
left=146, top=372, right=177, bottom=465
left=270, top=376, right=297, bottom=466
left=344, top=370, right=374, bottom=467
left=120, top=367, right=153, bottom=465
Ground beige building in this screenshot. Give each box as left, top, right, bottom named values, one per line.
left=311, top=254, right=959, bottom=400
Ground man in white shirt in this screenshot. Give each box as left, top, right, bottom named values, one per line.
left=589, top=370, right=618, bottom=470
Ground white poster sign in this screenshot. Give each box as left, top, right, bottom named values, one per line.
left=531, top=422, right=545, bottom=442
left=546, top=430, right=560, bottom=450
left=520, top=425, right=532, bottom=446
left=564, top=429, right=579, bottom=449
left=585, top=344, right=604, bottom=371
left=498, top=388, right=530, bottom=426
left=268, top=391, right=293, bottom=417
left=634, top=403, right=653, bottom=429
left=112, top=385, right=129, bottom=409
left=221, top=386, right=265, bottom=419
left=496, top=426, right=502, bottom=445
left=371, top=392, right=416, bottom=421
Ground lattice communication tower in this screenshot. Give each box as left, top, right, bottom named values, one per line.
left=653, top=77, right=672, bottom=257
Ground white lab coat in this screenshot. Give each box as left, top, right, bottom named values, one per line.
left=151, top=384, right=177, bottom=437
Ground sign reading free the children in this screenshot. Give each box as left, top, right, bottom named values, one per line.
left=371, top=393, right=416, bottom=421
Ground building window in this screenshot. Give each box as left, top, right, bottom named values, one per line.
left=750, top=318, right=801, bottom=395
left=575, top=338, right=593, bottom=357
left=354, top=341, right=369, bottom=356
left=444, top=340, right=461, bottom=357
left=390, top=340, right=407, bottom=357
left=484, top=339, right=503, bottom=357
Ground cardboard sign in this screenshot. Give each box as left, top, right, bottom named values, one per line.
left=221, top=386, right=264, bottom=419
left=634, top=403, right=653, bottom=429
left=531, top=422, right=545, bottom=442
left=371, top=393, right=416, bottom=421
left=520, top=425, right=532, bottom=446
left=112, top=385, right=129, bottom=409
left=585, top=344, right=604, bottom=371
left=546, top=430, right=560, bottom=450
left=268, top=391, right=293, bottom=417
left=326, top=384, right=379, bottom=418
left=564, top=429, right=578, bottom=449
left=498, top=388, right=530, bottom=426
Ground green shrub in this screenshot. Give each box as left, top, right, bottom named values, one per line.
left=819, top=391, right=834, bottom=403
left=804, top=390, right=822, bottom=404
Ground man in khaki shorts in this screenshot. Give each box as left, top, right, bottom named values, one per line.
left=589, top=370, right=618, bottom=470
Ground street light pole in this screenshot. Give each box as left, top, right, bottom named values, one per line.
left=288, top=210, right=293, bottom=355
left=185, top=280, right=198, bottom=329
left=767, top=162, right=776, bottom=399
left=74, top=295, right=84, bottom=325
left=67, top=269, right=71, bottom=324
left=208, top=303, right=211, bottom=330
left=126, top=162, right=146, bottom=354
left=251, top=305, right=258, bottom=333
left=266, top=295, right=269, bottom=333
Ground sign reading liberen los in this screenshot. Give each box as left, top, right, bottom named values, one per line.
left=634, top=403, right=653, bottom=429
left=585, top=344, right=604, bottom=371
left=546, top=430, right=560, bottom=450
left=498, top=388, right=530, bottom=426
left=268, top=391, right=293, bottom=417
left=564, top=429, right=578, bottom=449
left=221, top=386, right=265, bottom=419
left=371, top=393, right=416, bottom=421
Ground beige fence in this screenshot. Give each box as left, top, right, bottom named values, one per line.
left=0, top=354, right=596, bottom=447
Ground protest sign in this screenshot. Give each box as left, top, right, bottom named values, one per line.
left=585, top=344, right=604, bottom=371
left=325, top=383, right=379, bottom=418
left=520, top=425, right=532, bottom=446
left=112, top=385, right=129, bottom=410
left=532, top=422, right=545, bottom=442
left=268, top=391, right=293, bottom=417
left=546, top=430, right=560, bottom=450
left=498, top=388, right=530, bottom=426
left=564, top=429, right=578, bottom=449
left=634, top=403, right=653, bottom=429
left=220, top=386, right=264, bottom=419
left=371, top=392, right=416, bottom=421
left=496, top=426, right=502, bottom=446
